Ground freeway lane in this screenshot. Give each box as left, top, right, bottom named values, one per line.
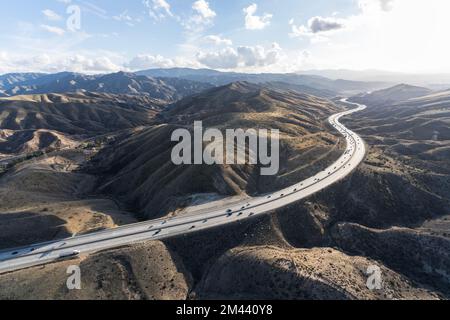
left=0, top=99, right=367, bottom=274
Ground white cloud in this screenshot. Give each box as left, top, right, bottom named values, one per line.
left=197, top=43, right=283, bottom=69
left=359, top=0, right=395, bottom=12
left=113, top=10, right=141, bottom=26
left=41, top=24, right=66, bottom=36
left=0, top=52, right=123, bottom=74
left=180, top=0, right=217, bottom=33
left=143, top=0, right=173, bottom=21
left=126, top=54, right=201, bottom=71
left=192, top=0, right=216, bottom=21
left=42, top=9, right=62, bottom=21
left=243, top=4, right=272, bottom=30
left=65, top=55, right=121, bottom=72
left=183, top=0, right=216, bottom=32
left=197, top=47, right=239, bottom=69
left=203, top=35, right=232, bottom=46
left=295, top=0, right=450, bottom=73
left=126, top=54, right=176, bottom=70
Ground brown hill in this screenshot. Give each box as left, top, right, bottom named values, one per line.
left=1, top=81, right=449, bottom=299
left=351, top=84, right=432, bottom=106
left=89, top=82, right=342, bottom=218
left=0, top=92, right=161, bottom=135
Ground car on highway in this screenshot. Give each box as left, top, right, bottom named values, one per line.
left=59, top=250, right=80, bottom=259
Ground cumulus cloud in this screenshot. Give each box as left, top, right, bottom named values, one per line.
left=197, top=43, right=282, bottom=69
left=183, top=0, right=216, bottom=32
left=243, top=4, right=272, bottom=30
left=64, top=55, right=121, bottom=72
left=203, top=35, right=232, bottom=46
left=197, top=47, right=239, bottom=69
left=42, top=9, right=62, bottom=21
left=143, top=0, right=173, bottom=21
left=41, top=24, right=66, bottom=36
left=126, top=54, right=176, bottom=70
left=192, top=0, right=216, bottom=21
left=0, top=52, right=123, bottom=74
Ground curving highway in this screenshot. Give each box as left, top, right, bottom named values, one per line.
left=0, top=99, right=367, bottom=274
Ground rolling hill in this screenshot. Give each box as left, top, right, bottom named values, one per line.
left=0, top=72, right=213, bottom=102
left=88, top=82, right=343, bottom=218
left=137, top=67, right=392, bottom=95
left=350, top=84, right=432, bottom=106
left=0, top=92, right=161, bottom=135
left=0, top=92, right=164, bottom=158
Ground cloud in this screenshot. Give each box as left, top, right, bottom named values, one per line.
left=290, top=16, right=345, bottom=39
left=113, top=10, right=141, bottom=26
left=182, top=0, right=216, bottom=32
left=192, top=0, right=216, bottom=21
left=308, top=16, right=344, bottom=33
left=143, top=0, right=216, bottom=33
left=126, top=54, right=176, bottom=70
left=197, top=43, right=282, bottom=69
left=143, top=0, right=173, bottom=21
left=64, top=55, right=121, bottom=72
left=197, top=47, right=239, bottom=69
left=42, top=9, right=62, bottom=21
left=359, top=0, right=396, bottom=12
left=293, top=0, right=450, bottom=73
left=243, top=4, right=272, bottom=30
left=41, top=24, right=66, bottom=36
left=203, top=35, right=232, bottom=46
left=379, top=0, right=396, bottom=11
left=0, top=52, right=123, bottom=74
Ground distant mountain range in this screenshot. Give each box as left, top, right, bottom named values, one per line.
left=299, top=69, right=450, bottom=90
left=137, top=68, right=392, bottom=95
left=0, top=68, right=395, bottom=101
left=0, top=71, right=214, bottom=102
left=350, top=84, right=432, bottom=106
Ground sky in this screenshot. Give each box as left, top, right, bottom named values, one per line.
left=1, top=0, right=450, bottom=74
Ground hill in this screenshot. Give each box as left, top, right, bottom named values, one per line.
left=137, top=68, right=391, bottom=95
left=350, top=84, right=432, bottom=106
left=0, top=92, right=161, bottom=135
left=89, top=82, right=343, bottom=218
left=0, top=92, right=163, bottom=158
left=0, top=72, right=213, bottom=102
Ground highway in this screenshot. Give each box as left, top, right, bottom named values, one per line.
left=0, top=99, right=367, bottom=274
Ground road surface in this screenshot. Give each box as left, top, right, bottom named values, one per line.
left=0, top=99, right=367, bottom=274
